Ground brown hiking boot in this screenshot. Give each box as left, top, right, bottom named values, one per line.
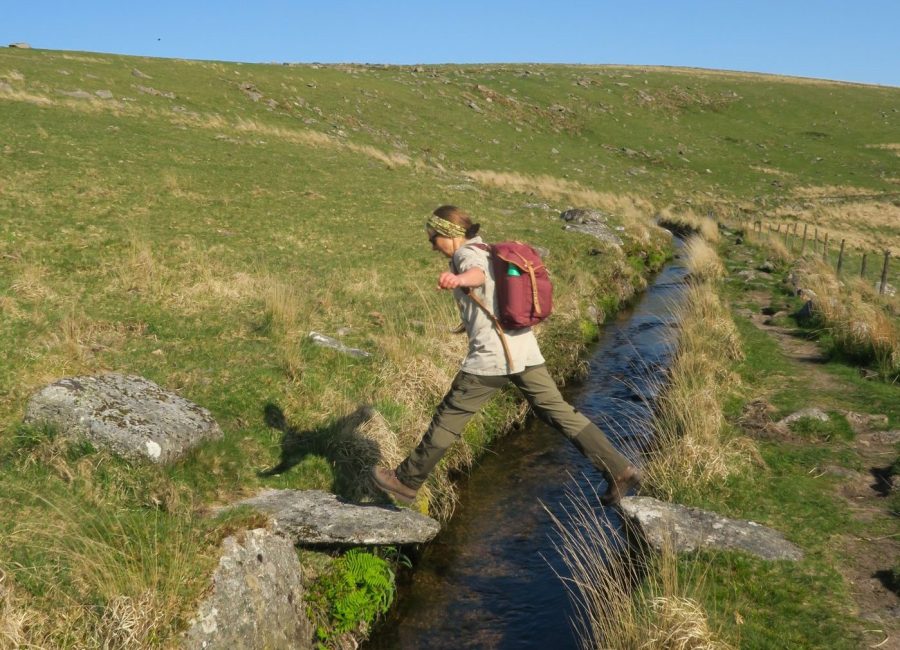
left=371, top=466, right=418, bottom=505
left=600, top=465, right=642, bottom=507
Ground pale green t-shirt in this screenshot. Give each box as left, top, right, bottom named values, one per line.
left=451, top=237, right=545, bottom=376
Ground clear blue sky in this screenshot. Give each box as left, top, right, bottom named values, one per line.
left=3, top=1, right=899, bottom=87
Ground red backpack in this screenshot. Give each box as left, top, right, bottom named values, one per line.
left=467, top=241, right=553, bottom=329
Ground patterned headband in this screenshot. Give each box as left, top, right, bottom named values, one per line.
left=426, top=214, right=467, bottom=239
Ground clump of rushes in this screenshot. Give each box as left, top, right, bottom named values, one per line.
left=643, top=245, right=759, bottom=503
left=796, top=260, right=900, bottom=378
left=683, top=235, right=725, bottom=281
left=2, top=486, right=214, bottom=649
left=548, top=484, right=732, bottom=650
left=657, top=207, right=720, bottom=243
left=758, top=232, right=792, bottom=264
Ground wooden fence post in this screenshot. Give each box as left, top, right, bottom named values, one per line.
left=880, top=250, right=891, bottom=295
left=814, top=227, right=818, bottom=244
left=800, top=223, right=808, bottom=254
left=860, top=253, right=868, bottom=278
left=836, top=239, right=846, bottom=274
left=822, top=232, right=829, bottom=261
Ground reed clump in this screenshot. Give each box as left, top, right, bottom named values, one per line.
left=548, top=484, right=732, bottom=650
left=643, top=240, right=758, bottom=503
left=657, top=208, right=720, bottom=243
left=795, top=260, right=900, bottom=378
left=683, top=235, right=725, bottom=282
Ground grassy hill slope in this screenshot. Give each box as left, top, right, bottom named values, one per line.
left=0, top=48, right=897, bottom=647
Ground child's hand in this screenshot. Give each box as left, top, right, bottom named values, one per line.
left=437, top=272, right=462, bottom=290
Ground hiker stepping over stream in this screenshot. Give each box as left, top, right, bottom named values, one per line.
left=371, top=205, right=640, bottom=507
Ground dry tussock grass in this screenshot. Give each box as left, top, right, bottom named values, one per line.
left=865, top=143, right=900, bottom=154
left=465, top=169, right=652, bottom=219
left=790, top=185, right=878, bottom=199
left=683, top=236, right=724, bottom=281
left=0, top=568, right=38, bottom=650
left=111, top=237, right=172, bottom=299
left=3, top=490, right=210, bottom=649
left=548, top=485, right=732, bottom=650
left=768, top=200, right=900, bottom=251
left=0, top=87, right=55, bottom=107
left=10, top=263, right=55, bottom=301
left=41, top=309, right=141, bottom=370
left=0, top=295, right=23, bottom=319
left=749, top=165, right=792, bottom=177
left=373, top=315, right=469, bottom=520
left=797, top=260, right=900, bottom=374
left=657, top=208, right=719, bottom=243
left=758, top=232, right=792, bottom=263
left=231, top=118, right=412, bottom=168
left=161, top=171, right=211, bottom=204
left=264, top=280, right=314, bottom=334
left=643, top=281, right=758, bottom=502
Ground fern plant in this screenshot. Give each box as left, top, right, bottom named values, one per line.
left=309, top=549, right=397, bottom=647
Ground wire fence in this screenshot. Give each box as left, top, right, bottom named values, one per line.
left=732, top=217, right=897, bottom=297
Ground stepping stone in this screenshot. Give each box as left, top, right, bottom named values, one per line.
left=620, top=496, right=804, bottom=561
left=234, top=489, right=440, bottom=546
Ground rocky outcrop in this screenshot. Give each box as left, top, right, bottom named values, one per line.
left=234, top=489, right=440, bottom=546
left=560, top=209, right=624, bottom=248
left=24, top=374, right=222, bottom=463
left=620, top=496, right=804, bottom=561
left=182, top=528, right=313, bottom=650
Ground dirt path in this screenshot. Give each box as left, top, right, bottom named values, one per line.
left=742, top=292, right=900, bottom=649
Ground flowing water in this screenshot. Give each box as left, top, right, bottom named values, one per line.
left=366, top=253, right=689, bottom=650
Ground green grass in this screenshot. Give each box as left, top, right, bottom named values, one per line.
left=1, top=48, right=898, bottom=646
left=670, top=236, right=900, bottom=648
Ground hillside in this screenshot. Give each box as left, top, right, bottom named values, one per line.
left=0, top=48, right=898, bottom=647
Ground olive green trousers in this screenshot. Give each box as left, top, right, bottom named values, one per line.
left=396, top=364, right=631, bottom=489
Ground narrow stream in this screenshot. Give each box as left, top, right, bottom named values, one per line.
left=366, top=251, right=689, bottom=650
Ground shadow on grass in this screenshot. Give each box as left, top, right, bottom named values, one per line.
left=258, top=402, right=392, bottom=505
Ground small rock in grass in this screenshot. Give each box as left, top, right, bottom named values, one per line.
left=776, top=407, right=829, bottom=429
left=840, top=411, right=888, bottom=434
left=309, top=331, right=371, bottom=358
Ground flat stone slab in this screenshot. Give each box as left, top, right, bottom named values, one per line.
left=24, top=374, right=222, bottom=463
left=234, top=489, right=440, bottom=546
left=620, top=496, right=804, bottom=561
left=182, top=528, right=313, bottom=650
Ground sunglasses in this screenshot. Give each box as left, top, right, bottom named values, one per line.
left=428, top=231, right=439, bottom=246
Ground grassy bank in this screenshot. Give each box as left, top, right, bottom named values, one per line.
left=558, top=228, right=899, bottom=648
left=645, top=232, right=898, bottom=648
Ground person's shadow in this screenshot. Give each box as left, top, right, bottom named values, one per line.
left=258, top=401, right=392, bottom=504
